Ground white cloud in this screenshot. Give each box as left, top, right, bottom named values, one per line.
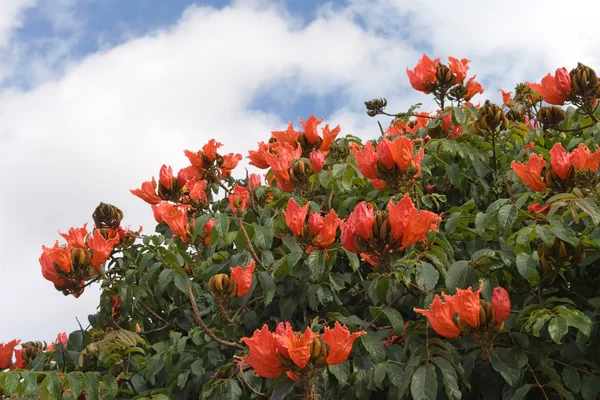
left=2, top=0, right=600, bottom=343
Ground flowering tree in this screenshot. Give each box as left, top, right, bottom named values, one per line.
left=2, top=55, right=600, bottom=399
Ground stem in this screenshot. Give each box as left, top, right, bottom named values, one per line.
left=491, top=132, right=497, bottom=173
left=528, top=366, right=549, bottom=400
left=186, top=280, right=244, bottom=350
left=236, top=214, right=264, bottom=269
left=237, top=361, right=267, bottom=398
left=138, top=300, right=172, bottom=327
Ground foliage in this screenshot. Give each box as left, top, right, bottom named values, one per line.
left=3, top=55, right=600, bottom=399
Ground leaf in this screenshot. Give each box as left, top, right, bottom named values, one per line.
left=445, top=212, right=461, bottom=235
left=3, top=371, right=19, bottom=395
left=329, top=362, right=349, bottom=384
left=84, top=372, right=100, bottom=400
left=254, top=224, right=273, bottom=250
left=416, top=262, right=439, bottom=291
left=157, top=268, right=174, bottom=293
left=373, top=363, right=387, bottom=388
left=103, top=374, right=119, bottom=397
left=489, top=348, right=521, bottom=387
left=307, top=250, right=326, bottom=281
left=173, top=273, right=189, bottom=294
left=544, top=381, right=574, bottom=400
left=536, top=225, right=556, bottom=246
left=575, top=198, right=600, bottom=225
left=581, top=373, right=600, bottom=400
left=497, top=204, right=518, bottom=231
left=382, top=308, right=405, bottom=334
left=562, top=366, right=581, bottom=393
left=453, top=106, right=466, bottom=124
left=20, top=370, right=37, bottom=397
left=557, top=307, right=592, bottom=337
left=410, top=364, right=438, bottom=400
left=445, top=261, right=473, bottom=293
left=446, top=164, right=460, bottom=186
left=271, top=377, right=295, bottom=400
left=510, top=384, right=536, bottom=400
left=548, top=316, right=568, bottom=344
left=433, top=357, right=461, bottom=400
left=67, top=372, right=83, bottom=398
left=45, top=372, right=61, bottom=399
left=214, top=213, right=230, bottom=240
left=361, top=333, right=386, bottom=363
left=258, top=271, right=276, bottom=306
left=515, top=253, right=538, bottom=281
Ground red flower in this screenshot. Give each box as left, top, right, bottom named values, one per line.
left=203, top=139, right=223, bottom=163
left=230, top=260, right=255, bottom=297
left=57, top=332, right=68, bottom=345
left=274, top=323, right=319, bottom=369
left=184, top=179, right=208, bottom=201
left=300, top=115, right=324, bottom=145
left=492, top=287, right=511, bottom=324
left=443, top=283, right=482, bottom=328
left=340, top=219, right=358, bottom=253
left=388, top=195, right=440, bottom=249
left=263, top=143, right=302, bottom=191
left=310, top=149, right=325, bottom=173
left=59, top=224, right=88, bottom=249
left=308, top=209, right=340, bottom=249
left=39, top=252, right=66, bottom=286
left=13, top=348, right=26, bottom=369
left=511, top=153, right=548, bottom=192
left=499, top=89, right=513, bottom=107
left=248, top=142, right=271, bottom=169
left=407, top=54, right=439, bottom=94
left=550, top=143, right=571, bottom=181
left=415, top=295, right=461, bottom=339
left=352, top=142, right=378, bottom=180
left=271, top=122, right=301, bottom=148
left=527, top=68, right=571, bottom=105
left=528, top=202, right=552, bottom=214
left=159, top=165, right=174, bottom=190
left=153, top=202, right=189, bottom=241
left=349, top=202, right=374, bottom=240
left=321, top=124, right=341, bottom=151
left=322, top=322, right=365, bottom=365
left=220, top=153, right=243, bottom=176
left=229, top=184, right=250, bottom=214
left=448, top=57, right=470, bottom=84
left=240, top=325, right=283, bottom=379
left=248, top=173, right=262, bottom=189
left=42, top=241, right=72, bottom=273
left=135, top=324, right=141, bottom=333
left=87, top=230, right=120, bottom=271
left=130, top=178, right=162, bottom=205
left=203, top=219, right=215, bottom=246
left=569, top=143, right=600, bottom=173
left=177, top=168, right=189, bottom=188
left=464, top=76, right=484, bottom=101
left=0, top=340, right=20, bottom=369
left=283, top=198, right=310, bottom=236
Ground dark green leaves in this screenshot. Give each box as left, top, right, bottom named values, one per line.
left=411, top=365, right=437, bottom=400
left=489, top=348, right=521, bottom=387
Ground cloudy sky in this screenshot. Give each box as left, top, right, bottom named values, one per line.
left=0, top=0, right=598, bottom=343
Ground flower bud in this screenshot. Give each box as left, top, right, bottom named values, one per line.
left=92, top=203, right=123, bottom=229
left=491, top=287, right=511, bottom=324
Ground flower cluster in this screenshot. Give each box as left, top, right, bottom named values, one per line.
left=39, top=204, right=134, bottom=297
left=415, top=284, right=511, bottom=339
left=208, top=260, right=256, bottom=299
left=283, top=198, right=340, bottom=252
left=511, top=143, right=600, bottom=192
left=240, top=322, right=365, bottom=380
left=0, top=332, right=67, bottom=371
left=248, top=115, right=340, bottom=192
left=341, top=195, right=440, bottom=268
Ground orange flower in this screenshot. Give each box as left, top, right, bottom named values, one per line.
left=248, top=173, right=262, bottom=189
left=271, top=121, right=301, bottom=148
left=57, top=332, right=68, bottom=345
left=247, top=142, right=271, bottom=169
left=550, top=143, right=571, bottom=181
left=414, top=295, right=461, bottom=339
left=492, top=287, right=511, bottom=324
left=340, top=219, right=358, bottom=254
left=308, top=209, right=340, bottom=249
left=157, top=203, right=189, bottom=240
left=87, top=230, right=120, bottom=271
left=322, top=322, right=366, bottom=365
left=388, top=195, right=440, bottom=249
left=448, top=56, right=470, bottom=84
left=39, top=252, right=66, bottom=286
left=321, top=124, right=341, bottom=152
left=464, top=76, right=484, bottom=101
left=130, top=178, right=162, bottom=205
left=310, top=149, right=325, bottom=173
left=569, top=143, right=600, bottom=172
left=59, top=224, right=88, bottom=249
left=283, top=198, right=310, bottom=236
left=352, top=142, right=378, bottom=180
left=13, top=348, right=26, bottom=369
left=230, top=260, right=255, bottom=297
left=499, top=89, right=513, bottom=107
left=0, top=340, right=20, bottom=369
left=202, top=139, right=223, bottom=163
left=203, top=219, right=215, bottom=246
left=511, top=153, right=548, bottom=192
left=274, top=323, right=319, bottom=369
left=42, top=241, right=72, bottom=273
left=240, top=325, right=283, bottom=379
left=220, top=153, right=243, bottom=176
left=528, top=202, right=552, bottom=214
left=263, top=143, right=302, bottom=190
left=407, top=54, right=439, bottom=94
left=300, top=115, right=324, bottom=145
left=184, top=179, right=208, bottom=201
left=527, top=67, right=571, bottom=105
left=228, top=184, right=250, bottom=214
left=443, top=283, right=482, bottom=328
left=159, top=165, right=174, bottom=190
left=349, top=202, right=374, bottom=240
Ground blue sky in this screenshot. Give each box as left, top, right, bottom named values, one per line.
left=1, top=0, right=598, bottom=343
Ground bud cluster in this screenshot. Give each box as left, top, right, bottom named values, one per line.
left=537, top=238, right=586, bottom=273
left=474, top=101, right=509, bottom=134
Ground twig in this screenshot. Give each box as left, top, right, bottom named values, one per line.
left=186, top=280, right=244, bottom=350
left=140, top=324, right=171, bottom=335
left=528, top=366, right=549, bottom=400
left=237, top=360, right=267, bottom=398
left=138, top=300, right=171, bottom=327
left=377, top=121, right=385, bottom=136
left=236, top=214, right=264, bottom=269
left=245, top=169, right=258, bottom=214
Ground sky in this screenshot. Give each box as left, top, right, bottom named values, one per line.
left=1, top=0, right=600, bottom=343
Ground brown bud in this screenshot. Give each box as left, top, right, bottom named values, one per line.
left=537, top=106, right=566, bottom=128
left=456, top=316, right=471, bottom=333
left=570, top=63, right=600, bottom=99
left=71, top=247, right=91, bottom=268
left=364, top=98, right=387, bottom=117
left=93, top=203, right=123, bottom=229
left=436, top=63, right=454, bottom=87
left=475, top=101, right=506, bottom=133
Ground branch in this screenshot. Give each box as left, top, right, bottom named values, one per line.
left=236, top=214, right=264, bottom=269
left=138, top=300, right=171, bottom=327
left=186, top=280, right=244, bottom=350
left=237, top=360, right=267, bottom=398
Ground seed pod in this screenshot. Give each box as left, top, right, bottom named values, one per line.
left=208, top=274, right=228, bottom=294
left=558, top=240, right=568, bottom=261
left=71, top=247, right=91, bottom=268
left=573, top=243, right=586, bottom=264
left=436, top=63, right=454, bottom=87
left=570, top=63, right=600, bottom=98
left=364, top=98, right=387, bottom=117
left=378, top=219, right=391, bottom=242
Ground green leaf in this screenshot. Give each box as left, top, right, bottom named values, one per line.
left=581, top=373, right=600, bottom=400
left=544, top=381, right=574, bottom=400
left=575, top=198, right=600, bottom=225
left=329, top=362, right=349, bottom=384
left=489, top=348, right=521, bottom=387
left=68, top=331, right=84, bottom=352
left=515, top=253, right=538, bottom=281
left=361, top=333, right=386, bottom=363
left=510, top=384, right=536, bottom=400
left=410, top=364, right=438, bottom=400
left=548, top=316, right=568, bottom=344
left=307, top=250, right=326, bottom=281
left=271, top=377, right=295, bottom=400
left=3, top=371, right=19, bottom=395
left=445, top=261, right=473, bottom=293
left=173, top=273, right=189, bottom=294
left=103, top=374, right=119, bottom=398
left=254, top=224, right=273, bottom=250
left=214, top=213, right=230, bottom=240
left=157, top=268, right=174, bottom=293
left=446, top=164, right=460, bottom=186
left=416, top=262, right=439, bottom=291
left=557, top=307, right=592, bottom=337
left=445, top=212, right=461, bottom=235
left=45, top=372, right=61, bottom=399
left=382, top=307, right=405, bottom=334
left=67, top=372, right=83, bottom=398
left=562, top=366, right=581, bottom=393
left=84, top=372, right=100, bottom=400
left=497, top=204, right=518, bottom=231
left=373, top=363, right=387, bottom=388
left=453, top=106, right=466, bottom=124
left=536, top=225, right=556, bottom=246
left=432, top=357, right=461, bottom=400
left=20, top=370, right=36, bottom=397
left=258, top=271, right=276, bottom=306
